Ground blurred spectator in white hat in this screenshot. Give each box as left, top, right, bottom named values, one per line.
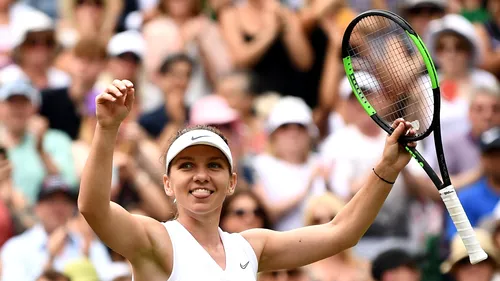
left=400, top=0, right=446, bottom=38
left=426, top=14, right=499, bottom=137
left=0, top=9, right=70, bottom=90
left=252, top=96, right=328, bottom=231
left=142, top=0, right=232, bottom=106
left=441, top=228, right=500, bottom=281
left=0, top=79, right=77, bottom=204
left=0, top=0, right=38, bottom=68
left=475, top=0, right=500, bottom=78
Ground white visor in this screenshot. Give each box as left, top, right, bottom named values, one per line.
left=165, top=129, right=233, bottom=173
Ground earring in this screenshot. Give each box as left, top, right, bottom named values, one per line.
left=173, top=199, right=177, bottom=203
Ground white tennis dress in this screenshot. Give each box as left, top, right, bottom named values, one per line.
left=163, top=220, right=258, bottom=281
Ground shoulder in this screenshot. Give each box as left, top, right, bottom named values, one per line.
left=459, top=178, right=488, bottom=197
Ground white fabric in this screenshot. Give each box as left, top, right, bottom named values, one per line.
left=163, top=220, right=258, bottom=281
left=339, top=71, right=381, bottom=99
left=165, top=129, right=233, bottom=172
left=0, top=64, right=71, bottom=90
left=266, top=96, right=318, bottom=137
left=107, top=30, right=145, bottom=59
left=253, top=153, right=327, bottom=231
left=10, top=9, right=54, bottom=48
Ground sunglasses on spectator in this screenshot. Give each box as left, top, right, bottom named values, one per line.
left=311, top=214, right=336, bottom=225
left=264, top=269, right=305, bottom=278
left=117, top=53, right=141, bottom=64
left=23, top=36, right=56, bottom=48
left=77, top=0, right=103, bottom=6
left=436, top=41, right=471, bottom=53
left=407, top=6, right=443, bottom=17
left=230, top=208, right=264, bottom=218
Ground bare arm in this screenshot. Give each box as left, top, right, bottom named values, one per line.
left=78, top=80, right=157, bottom=262
left=242, top=119, right=415, bottom=271
left=475, top=24, right=500, bottom=75
left=134, top=169, right=174, bottom=221
left=219, top=8, right=279, bottom=69
left=280, top=8, right=314, bottom=71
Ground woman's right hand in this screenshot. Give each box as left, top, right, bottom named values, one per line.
left=96, top=80, right=135, bottom=131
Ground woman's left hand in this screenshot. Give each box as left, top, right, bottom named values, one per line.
left=379, top=118, right=416, bottom=176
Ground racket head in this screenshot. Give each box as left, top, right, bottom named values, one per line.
left=342, top=9, right=441, bottom=142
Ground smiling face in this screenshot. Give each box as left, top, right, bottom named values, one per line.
left=164, top=145, right=237, bottom=218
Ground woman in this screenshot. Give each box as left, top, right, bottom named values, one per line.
left=78, top=79, right=416, bottom=280
left=220, top=188, right=272, bottom=233
left=303, top=193, right=373, bottom=281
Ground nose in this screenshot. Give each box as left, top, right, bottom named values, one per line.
left=193, top=167, right=210, bottom=183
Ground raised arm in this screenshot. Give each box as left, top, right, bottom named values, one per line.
left=78, top=80, right=158, bottom=262
left=242, top=119, right=415, bottom=272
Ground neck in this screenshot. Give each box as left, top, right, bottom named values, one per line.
left=173, top=15, right=191, bottom=26
left=4, top=127, right=25, bottom=146
left=22, top=63, right=48, bottom=78
left=69, top=81, right=93, bottom=105
left=488, top=175, right=500, bottom=192
left=279, top=151, right=307, bottom=165
left=176, top=210, right=222, bottom=247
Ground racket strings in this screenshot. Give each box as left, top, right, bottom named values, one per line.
left=347, top=15, right=434, bottom=136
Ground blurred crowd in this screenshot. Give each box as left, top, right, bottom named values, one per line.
left=0, top=0, right=499, bottom=280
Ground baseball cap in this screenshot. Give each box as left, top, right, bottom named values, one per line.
left=165, top=129, right=234, bottom=173
left=107, top=30, right=145, bottom=60
left=11, top=10, right=54, bottom=48
left=0, top=79, right=40, bottom=106
left=189, top=95, right=239, bottom=126
left=339, top=71, right=381, bottom=100
left=372, top=249, right=419, bottom=280
left=266, top=96, right=318, bottom=136
left=441, top=228, right=499, bottom=273
left=479, top=127, right=500, bottom=153
left=37, top=176, right=77, bottom=202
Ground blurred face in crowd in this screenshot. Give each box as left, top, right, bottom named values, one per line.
left=259, top=268, right=310, bottom=281
left=453, top=259, right=496, bottom=281
left=75, top=0, right=104, bottom=27
left=271, top=124, right=311, bottom=163
left=382, top=265, right=420, bottom=281
left=435, top=33, right=472, bottom=77
left=0, top=0, right=13, bottom=11
left=221, top=193, right=265, bottom=233
left=469, top=92, right=500, bottom=137
left=0, top=96, right=35, bottom=135
left=405, top=6, right=444, bottom=37
left=35, top=193, right=75, bottom=234
left=159, top=59, right=192, bottom=95
left=307, top=204, right=336, bottom=226
left=481, top=149, right=500, bottom=184
left=109, top=53, right=141, bottom=82
left=488, top=0, right=500, bottom=18
left=163, top=0, right=198, bottom=18
left=19, top=31, right=56, bottom=67
left=217, top=74, right=254, bottom=117
left=71, top=54, right=105, bottom=87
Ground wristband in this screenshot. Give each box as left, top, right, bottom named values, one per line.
left=372, top=168, right=395, bottom=185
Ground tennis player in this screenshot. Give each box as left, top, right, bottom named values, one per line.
left=78, top=79, right=417, bottom=281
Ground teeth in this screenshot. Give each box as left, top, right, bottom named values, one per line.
left=191, top=188, right=212, bottom=194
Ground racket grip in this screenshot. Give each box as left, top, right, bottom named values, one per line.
left=439, top=185, right=488, bottom=264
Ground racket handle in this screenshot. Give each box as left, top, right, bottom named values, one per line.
left=439, top=185, right=488, bottom=264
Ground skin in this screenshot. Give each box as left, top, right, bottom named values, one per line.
left=78, top=79, right=416, bottom=281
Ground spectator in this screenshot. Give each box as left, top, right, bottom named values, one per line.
left=0, top=79, right=77, bottom=204
left=253, top=96, right=328, bottom=231
left=0, top=9, right=70, bottom=90
left=142, top=0, right=232, bottom=105
left=371, top=248, right=421, bottom=281
left=219, top=0, right=313, bottom=99
left=400, top=0, right=446, bottom=38
left=426, top=14, right=498, bottom=136
left=0, top=176, right=113, bottom=281
left=258, top=267, right=311, bottom=281
left=0, top=0, right=37, bottom=68
left=139, top=53, right=193, bottom=142
left=40, top=37, right=107, bottom=140
left=445, top=126, right=500, bottom=241
left=475, top=0, right=500, bottom=77
left=220, top=187, right=272, bottom=233
left=441, top=228, right=500, bottom=281
left=303, top=193, right=372, bottom=281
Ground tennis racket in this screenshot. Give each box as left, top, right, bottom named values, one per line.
left=341, top=9, right=488, bottom=264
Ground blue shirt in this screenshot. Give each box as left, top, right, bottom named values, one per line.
left=446, top=177, right=500, bottom=241
left=0, top=224, right=113, bottom=281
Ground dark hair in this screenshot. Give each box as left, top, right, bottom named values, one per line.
left=164, top=125, right=229, bottom=176
left=220, top=187, right=273, bottom=230
left=37, top=270, right=70, bottom=281
left=73, top=37, right=107, bottom=60
left=158, top=53, right=194, bottom=74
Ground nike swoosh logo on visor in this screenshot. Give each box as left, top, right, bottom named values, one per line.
left=240, top=261, right=249, bottom=269
left=191, top=135, right=210, bottom=141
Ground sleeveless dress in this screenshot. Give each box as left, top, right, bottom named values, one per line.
left=163, top=220, right=258, bottom=281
